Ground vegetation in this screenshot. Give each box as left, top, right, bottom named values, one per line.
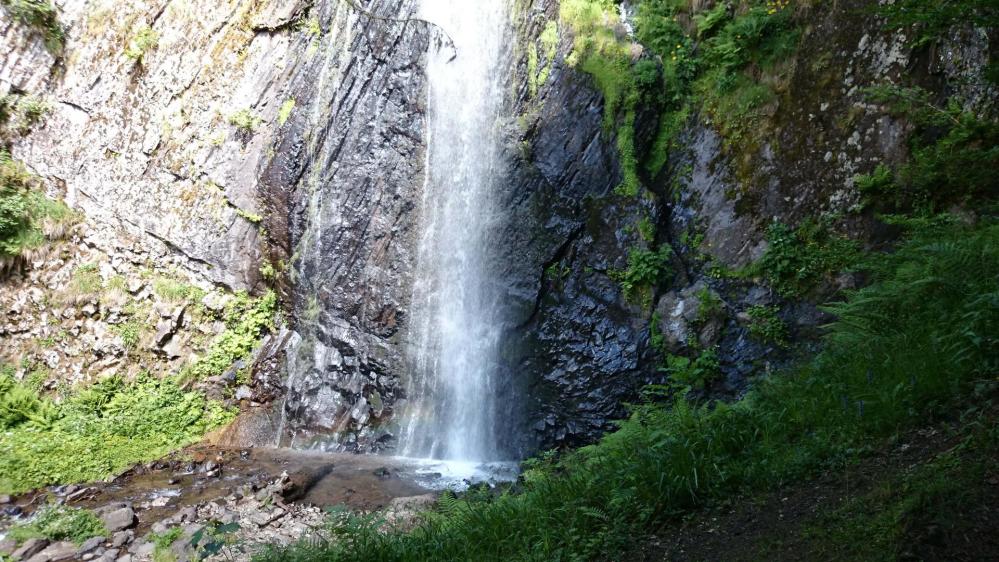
left=0, top=373, right=235, bottom=494
left=179, top=290, right=276, bottom=384
left=745, top=304, right=788, bottom=347
left=0, top=150, right=76, bottom=261
left=876, top=0, right=999, bottom=47
left=857, top=85, right=999, bottom=215
left=0, top=0, right=64, bottom=52
left=7, top=504, right=106, bottom=545
left=229, top=109, right=262, bottom=132
left=124, top=25, right=160, bottom=62
left=608, top=245, right=672, bottom=304
left=278, top=98, right=296, bottom=126
left=752, top=220, right=859, bottom=298
left=660, top=347, right=721, bottom=390
left=259, top=216, right=999, bottom=562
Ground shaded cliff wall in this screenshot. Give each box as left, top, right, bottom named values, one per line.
left=495, top=0, right=996, bottom=453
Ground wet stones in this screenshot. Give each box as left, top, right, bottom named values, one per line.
left=98, top=506, right=136, bottom=533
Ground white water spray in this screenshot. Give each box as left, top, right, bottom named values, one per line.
left=399, top=0, right=511, bottom=462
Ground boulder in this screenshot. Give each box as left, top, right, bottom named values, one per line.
left=100, top=507, right=136, bottom=532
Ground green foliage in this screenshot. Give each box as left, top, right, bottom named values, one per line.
left=112, top=320, right=142, bottom=351
left=561, top=0, right=645, bottom=198
left=0, top=374, right=235, bottom=494
left=190, top=521, right=241, bottom=560
left=0, top=151, right=74, bottom=258
left=0, top=0, right=64, bottom=52
left=179, top=290, right=276, bottom=384
left=609, top=245, right=672, bottom=303
left=152, top=277, right=204, bottom=303
left=661, top=347, right=721, bottom=389
left=8, top=504, right=106, bottom=545
left=259, top=217, right=999, bottom=562
left=693, top=286, right=723, bottom=325
left=790, top=432, right=993, bottom=560
left=876, top=0, right=999, bottom=47
left=745, top=304, right=788, bottom=347
left=228, top=109, right=261, bottom=132
left=754, top=220, right=859, bottom=298
left=634, top=0, right=798, bottom=166
left=124, top=25, right=159, bottom=62
left=150, top=526, right=184, bottom=551
left=861, top=86, right=999, bottom=214
left=0, top=372, right=58, bottom=431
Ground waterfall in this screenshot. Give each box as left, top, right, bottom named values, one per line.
left=399, top=0, right=512, bottom=462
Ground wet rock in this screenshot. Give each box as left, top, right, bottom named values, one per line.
left=11, top=538, right=49, bottom=561
left=0, top=538, right=17, bottom=556
left=0, top=494, right=10, bottom=504
left=100, top=507, right=136, bottom=533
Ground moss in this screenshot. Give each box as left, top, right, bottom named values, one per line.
left=277, top=98, right=296, bottom=126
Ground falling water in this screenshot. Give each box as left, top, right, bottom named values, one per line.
left=399, top=0, right=511, bottom=462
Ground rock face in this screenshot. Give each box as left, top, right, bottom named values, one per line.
left=270, top=0, right=431, bottom=450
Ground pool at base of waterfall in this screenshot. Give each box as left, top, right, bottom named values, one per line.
left=392, top=457, right=520, bottom=491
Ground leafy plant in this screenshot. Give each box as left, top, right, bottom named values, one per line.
left=124, top=25, right=159, bottom=62
left=0, top=374, right=236, bottom=494
left=754, top=220, right=859, bottom=298
left=190, top=521, right=241, bottom=561
left=746, top=304, right=788, bottom=347
left=662, top=347, right=722, bottom=389
left=609, top=245, right=673, bottom=304
left=179, top=290, right=276, bottom=384
left=7, top=504, right=106, bottom=545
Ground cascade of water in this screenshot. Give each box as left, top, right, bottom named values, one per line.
left=398, top=0, right=511, bottom=462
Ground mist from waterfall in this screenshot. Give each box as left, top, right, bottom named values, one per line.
left=398, top=0, right=512, bottom=462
